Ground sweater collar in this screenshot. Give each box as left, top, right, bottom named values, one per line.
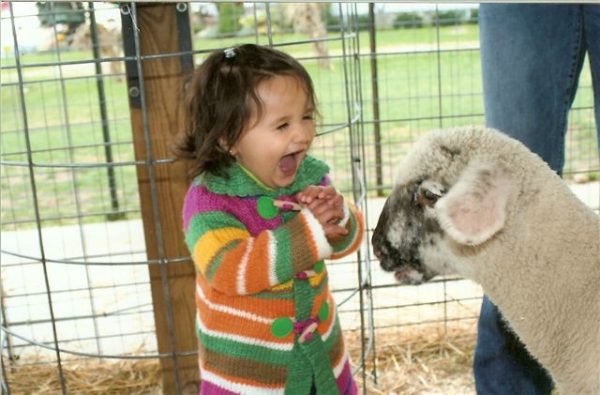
left=196, top=155, right=329, bottom=198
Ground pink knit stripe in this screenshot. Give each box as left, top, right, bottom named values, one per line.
left=337, top=360, right=358, bottom=395
left=183, top=185, right=282, bottom=234
left=199, top=379, right=238, bottom=395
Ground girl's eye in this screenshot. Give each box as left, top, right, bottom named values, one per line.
left=303, top=114, right=314, bottom=121
left=277, top=123, right=289, bottom=130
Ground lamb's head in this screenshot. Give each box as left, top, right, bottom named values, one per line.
left=372, top=179, right=448, bottom=284
left=372, top=128, right=513, bottom=285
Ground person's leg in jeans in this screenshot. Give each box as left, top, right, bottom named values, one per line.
left=583, top=4, right=600, bottom=142
left=477, top=4, right=598, bottom=394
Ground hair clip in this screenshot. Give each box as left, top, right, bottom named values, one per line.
left=224, top=48, right=236, bottom=59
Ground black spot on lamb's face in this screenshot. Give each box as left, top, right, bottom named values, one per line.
left=372, top=181, right=446, bottom=285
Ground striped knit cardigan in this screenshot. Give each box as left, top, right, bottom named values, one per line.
left=183, top=156, right=364, bottom=395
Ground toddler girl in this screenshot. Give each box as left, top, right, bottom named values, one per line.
left=177, top=44, right=364, bottom=395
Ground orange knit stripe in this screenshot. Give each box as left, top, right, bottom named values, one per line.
left=196, top=292, right=293, bottom=344
left=311, top=285, right=328, bottom=316
left=197, top=275, right=295, bottom=317
left=195, top=277, right=333, bottom=341
left=315, top=293, right=336, bottom=337
left=243, top=232, right=272, bottom=293
left=210, top=238, right=253, bottom=293
left=330, top=207, right=365, bottom=260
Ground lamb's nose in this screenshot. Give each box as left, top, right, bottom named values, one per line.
left=372, top=246, right=381, bottom=260
left=371, top=234, right=384, bottom=260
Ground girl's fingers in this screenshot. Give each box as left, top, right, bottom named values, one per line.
left=323, top=224, right=349, bottom=240
left=327, top=195, right=344, bottom=208
left=308, top=199, right=341, bottom=217
left=318, top=186, right=337, bottom=199
left=309, top=206, right=344, bottom=226
left=297, top=186, right=321, bottom=204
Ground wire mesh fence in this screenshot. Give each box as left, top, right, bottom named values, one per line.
left=1, top=2, right=598, bottom=394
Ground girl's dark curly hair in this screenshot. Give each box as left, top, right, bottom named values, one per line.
left=175, top=44, right=318, bottom=179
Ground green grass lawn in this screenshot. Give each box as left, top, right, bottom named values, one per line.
left=1, top=22, right=597, bottom=230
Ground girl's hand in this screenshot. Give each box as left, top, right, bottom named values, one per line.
left=309, top=198, right=348, bottom=242
left=297, top=185, right=337, bottom=205
left=298, top=186, right=348, bottom=242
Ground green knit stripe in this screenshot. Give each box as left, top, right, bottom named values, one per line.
left=283, top=316, right=343, bottom=395
left=294, top=278, right=315, bottom=321
left=300, top=336, right=340, bottom=395
left=331, top=213, right=359, bottom=254
left=185, top=211, right=243, bottom=251
left=202, top=155, right=330, bottom=198
left=199, top=341, right=288, bottom=384
left=197, top=326, right=291, bottom=366
left=272, top=221, right=293, bottom=283
left=254, top=287, right=295, bottom=300
left=284, top=341, right=314, bottom=395
left=322, top=313, right=341, bottom=351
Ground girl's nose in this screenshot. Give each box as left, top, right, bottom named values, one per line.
left=294, top=124, right=315, bottom=144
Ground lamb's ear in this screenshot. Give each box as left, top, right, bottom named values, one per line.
left=435, top=161, right=511, bottom=246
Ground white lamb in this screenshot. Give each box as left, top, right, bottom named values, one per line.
left=371, top=126, right=600, bottom=394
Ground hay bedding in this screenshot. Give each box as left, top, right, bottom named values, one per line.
left=5, top=324, right=476, bottom=394
left=348, top=323, right=477, bottom=395
left=4, top=359, right=160, bottom=395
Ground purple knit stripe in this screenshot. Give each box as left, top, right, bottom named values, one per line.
left=183, top=185, right=285, bottom=235
left=337, top=359, right=358, bottom=395
left=182, top=184, right=204, bottom=230
left=199, top=379, right=238, bottom=395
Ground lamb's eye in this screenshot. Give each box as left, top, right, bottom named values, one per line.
left=417, top=188, right=440, bottom=208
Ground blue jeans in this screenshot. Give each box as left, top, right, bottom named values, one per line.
left=477, top=4, right=600, bottom=395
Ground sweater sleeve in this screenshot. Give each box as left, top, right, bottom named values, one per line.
left=329, top=201, right=365, bottom=259
left=185, top=206, right=333, bottom=296
left=316, top=176, right=365, bottom=260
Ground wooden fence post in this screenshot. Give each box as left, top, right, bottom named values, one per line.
left=123, top=3, right=197, bottom=393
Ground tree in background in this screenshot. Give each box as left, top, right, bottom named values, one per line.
left=217, top=2, right=243, bottom=36
left=284, top=3, right=331, bottom=69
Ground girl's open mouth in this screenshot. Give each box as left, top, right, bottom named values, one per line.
left=279, top=151, right=303, bottom=177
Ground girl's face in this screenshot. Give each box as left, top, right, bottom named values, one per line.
left=229, top=75, right=316, bottom=189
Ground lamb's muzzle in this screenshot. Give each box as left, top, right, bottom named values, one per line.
left=372, top=182, right=442, bottom=285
